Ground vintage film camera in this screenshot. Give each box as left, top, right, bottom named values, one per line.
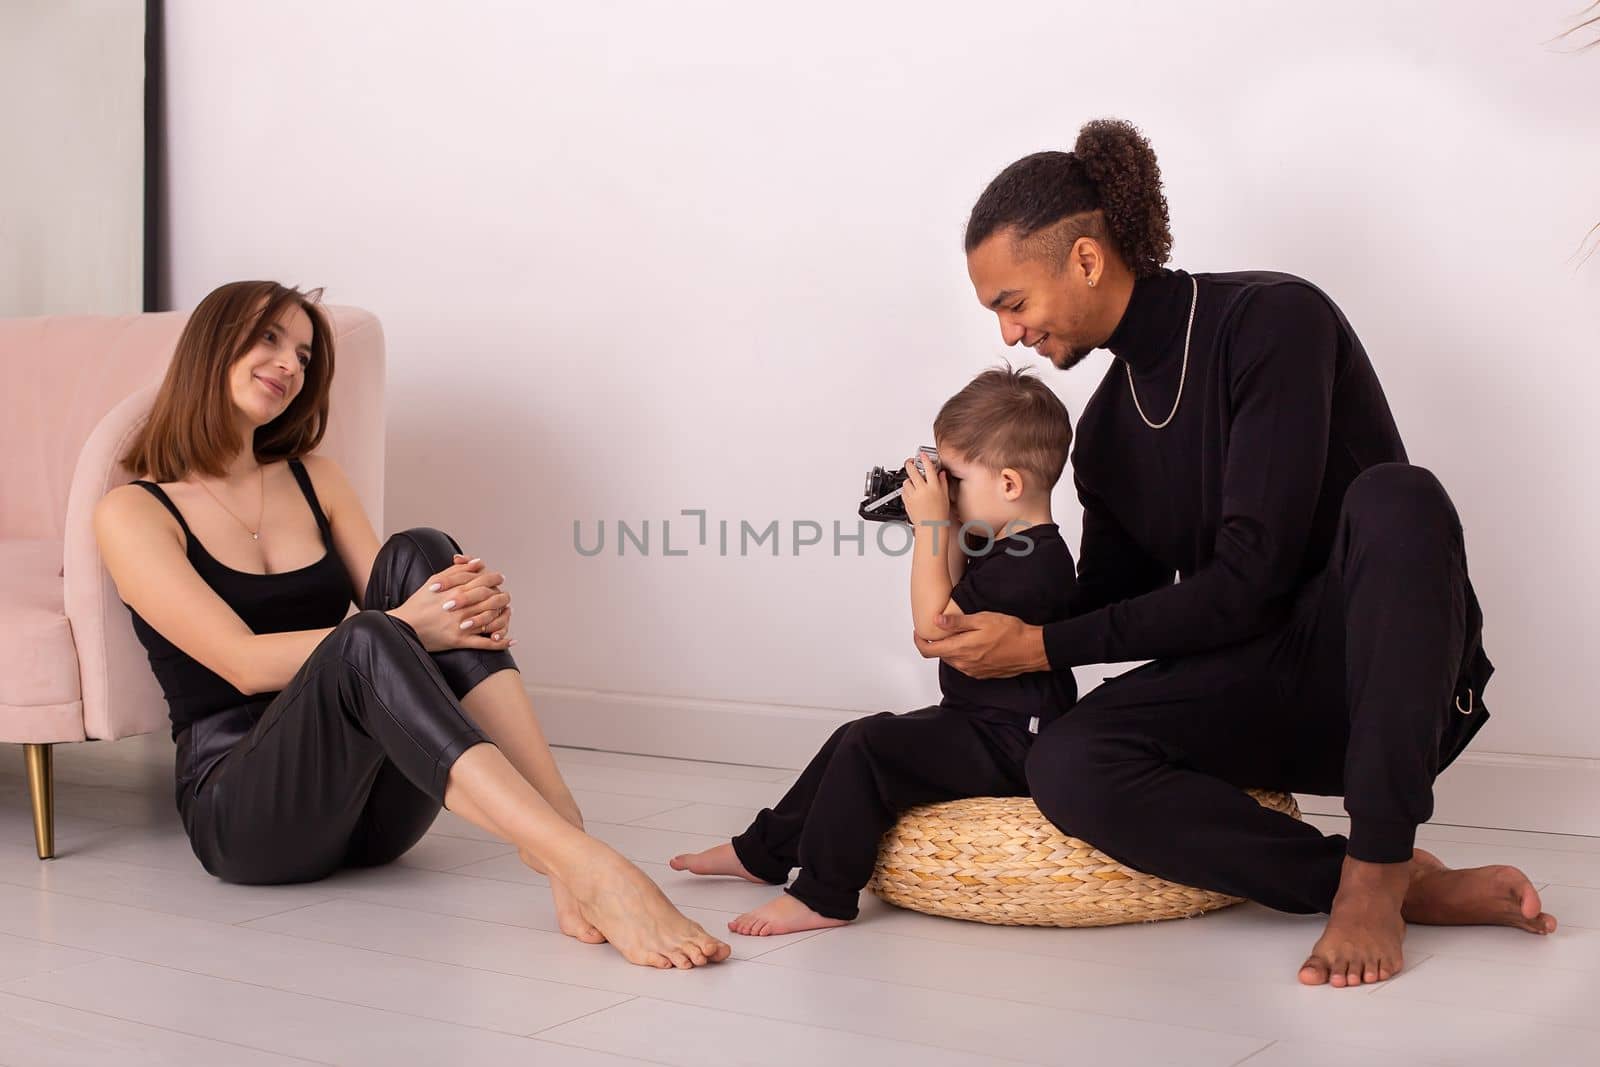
left=858, top=445, right=939, bottom=523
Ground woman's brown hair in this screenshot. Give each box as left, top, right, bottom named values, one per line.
left=121, top=281, right=336, bottom=482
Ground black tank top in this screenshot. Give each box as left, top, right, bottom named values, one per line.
left=127, top=459, right=354, bottom=737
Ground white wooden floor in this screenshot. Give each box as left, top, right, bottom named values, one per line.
left=0, top=736, right=1596, bottom=1067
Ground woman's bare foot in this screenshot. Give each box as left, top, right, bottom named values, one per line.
left=521, top=849, right=606, bottom=944
left=563, top=845, right=732, bottom=969
left=729, top=892, right=850, bottom=937
left=669, top=843, right=769, bottom=884
left=1402, top=848, right=1558, bottom=934
left=1299, top=855, right=1409, bottom=988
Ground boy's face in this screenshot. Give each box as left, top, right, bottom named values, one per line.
left=935, top=444, right=1024, bottom=532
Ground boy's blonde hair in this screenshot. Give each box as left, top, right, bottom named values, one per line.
left=933, top=365, right=1073, bottom=488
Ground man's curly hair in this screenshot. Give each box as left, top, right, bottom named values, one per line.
left=965, top=118, right=1173, bottom=279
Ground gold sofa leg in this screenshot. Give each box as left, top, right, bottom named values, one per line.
left=24, top=744, right=54, bottom=860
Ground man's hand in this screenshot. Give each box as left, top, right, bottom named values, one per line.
left=914, top=609, right=1048, bottom=678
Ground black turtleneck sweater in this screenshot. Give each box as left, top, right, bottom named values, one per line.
left=1043, top=268, right=1409, bottom=670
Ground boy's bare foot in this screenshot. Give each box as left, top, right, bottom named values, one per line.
left=1401, top=848, right=1557, bottom=934
left=1299, top=855, right=1409, bottom=988
left=564, top=845, right=732, bottom=969
left=729, top=892, right=850, bottom=937
left=669, top=843, right=769, bottom=884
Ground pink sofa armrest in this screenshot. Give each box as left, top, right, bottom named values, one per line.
left=62, top=383, right=169, bottom=741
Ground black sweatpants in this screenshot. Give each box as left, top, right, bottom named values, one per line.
left=1026, top=464, right=1492, bottom=915
left=732, top=705, right=1040, bottom=920
left=175, top=528, right=517, bottom=885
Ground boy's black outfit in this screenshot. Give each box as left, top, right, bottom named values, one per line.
left=731, top=522, right=1079, bottom=920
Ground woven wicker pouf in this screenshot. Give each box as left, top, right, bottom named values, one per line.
left=869, top=789, right=1301, bottom=927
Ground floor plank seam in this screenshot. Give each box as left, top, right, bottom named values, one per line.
left=621, top=802, right=696, bottom=825
left=521, top=993, right=641, bottom=1037
left=0, top=869, right=335, bottom=927
left=231, top=899, right=337, bottom=928
left=0, top=984, right=336, bottom=1066
left=234, top=898, right=720, bottom=1000
left=737, top=953, right=1279, bottom=1047
left=1226, top=1038, right=1279, bottom=1066
left=540, top=992, right=1056, bottom=1067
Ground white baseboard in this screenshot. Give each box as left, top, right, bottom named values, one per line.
left=531, top=683, right=1600, bottom=838
left=1296, top=749, right=1600, bottom=839
left=530, top=683, right=860, bottom=771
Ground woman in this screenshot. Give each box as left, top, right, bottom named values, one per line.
left=95, top=280, right=729, bottom=970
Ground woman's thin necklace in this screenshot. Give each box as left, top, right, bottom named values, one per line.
left=194, top=463, right=265, bottom=541
left=1126, top=275, right=1198, bottom=430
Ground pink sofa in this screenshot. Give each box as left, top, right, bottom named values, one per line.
left=1, top=306, right=385, bottom=858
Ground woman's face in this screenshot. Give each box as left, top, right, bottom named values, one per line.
left=228, top=303, right=313, bottom=428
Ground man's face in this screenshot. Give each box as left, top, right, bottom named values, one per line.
left=966, top=230, right=1104, bottom=371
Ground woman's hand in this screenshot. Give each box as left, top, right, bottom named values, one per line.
left=901, top=454, right=951, bottom=528
left=446, top=553, right=513, bottom=642
left=387, top=556, right=514, bottom=653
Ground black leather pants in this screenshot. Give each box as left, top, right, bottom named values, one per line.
left=175, top=528, right=517, bottom=885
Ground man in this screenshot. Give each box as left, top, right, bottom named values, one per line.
left=922, top=118, right=1557, bottom=987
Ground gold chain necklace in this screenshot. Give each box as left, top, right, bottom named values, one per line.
left=1125, top=276, right=1198, bottom=430
left=192, top=463, right=266, bottom=541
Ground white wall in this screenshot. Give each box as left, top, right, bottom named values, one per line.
left=162, top=1, right=1600, bottom=827
left=0, top=0, right=145, bottom=316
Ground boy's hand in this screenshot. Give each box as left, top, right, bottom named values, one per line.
left=901, top=454, right=951, bottom=526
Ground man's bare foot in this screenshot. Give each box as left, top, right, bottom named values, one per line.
left=1402, top=848, right=1557, bottom=934
left=563, top=845, right=732, bottom=969
left=1299, top=855, right=1409, bottom=988
left=729, top=892, right=850, bottom=937
left=669, top=843, right=769, bottom=884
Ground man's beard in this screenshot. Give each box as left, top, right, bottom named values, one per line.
left=1053, top=345, right=1091, bottom=371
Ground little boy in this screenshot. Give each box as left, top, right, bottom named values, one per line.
left=670, top=366, right=1079, bottom=935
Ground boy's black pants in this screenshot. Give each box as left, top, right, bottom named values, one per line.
left=1025, top=463, right=1492, bottom=915
left=732, top=705, right=1043, bottom=920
